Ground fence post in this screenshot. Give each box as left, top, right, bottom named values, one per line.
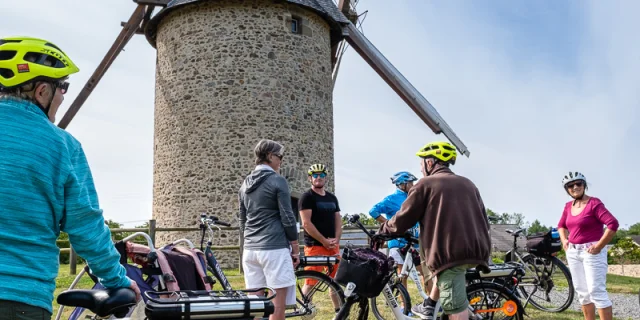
left=69, top=245, right=77, bottom=275
left=149, top=219, right=156, bottom=246
left=238, top=228, right=244, bottom=274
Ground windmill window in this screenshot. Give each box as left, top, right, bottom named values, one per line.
left=291, top=17, right=301, bottom=34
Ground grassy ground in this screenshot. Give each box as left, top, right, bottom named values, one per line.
left=54, top=264, right=638, bottom=319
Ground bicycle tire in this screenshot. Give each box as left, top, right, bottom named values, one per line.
left=519, top=254, right=573, bottom=312
left=369, top=281, right=413, bottom=320
left=466, top=282, right=524, bottom=320
left=290, top=270, right=346, bottom=318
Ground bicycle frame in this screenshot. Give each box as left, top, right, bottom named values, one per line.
left=397, top=246, right=429, bottom=301
left=200, top=219, right=234, bottom=290
left=504, top=230, right=557, bottom=307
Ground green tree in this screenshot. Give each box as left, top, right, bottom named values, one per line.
left=628, top=223, right=640, bottom=235
left=611, top=228, right=629, bottom=244
left=527, top=219, right=550, bottom=234
left=487, top=210, right=526, bottom=228
left=608, top=237, right=640, bottom=274
left=341, top=213, right=379, bottom=226
left=486, top=209, right=499, bottom=221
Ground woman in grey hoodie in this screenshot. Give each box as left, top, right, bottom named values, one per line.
left=239, top=139, right=300, bottom=320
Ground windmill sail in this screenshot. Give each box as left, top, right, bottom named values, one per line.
left=342, top=22, right=470, bottom=157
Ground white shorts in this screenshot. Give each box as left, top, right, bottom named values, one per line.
left=242, top=248, right=296, bottom=305
left=389, top=248, right=405, bottom=265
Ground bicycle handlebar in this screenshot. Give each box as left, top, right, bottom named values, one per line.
left=344, top=214, right=417, bottom=245
left=200, top=213, right=231, bottom=227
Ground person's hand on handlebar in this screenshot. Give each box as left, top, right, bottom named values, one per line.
left=128, top=277, right=142, bottom=301
left=370, top=233, right=391, bottom=251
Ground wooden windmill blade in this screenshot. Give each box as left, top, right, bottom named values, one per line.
left=57, top=2, right=164, bottom=129
left=342, top=22, right=470, bottom=157
left=331, top=1, right=469, bottom=156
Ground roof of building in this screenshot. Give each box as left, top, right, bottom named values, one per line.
left=630, top=235, right=640, bottom=245
left=144, top=0, right=350, bottom=48
left=490, top=224, right=527, bottom=252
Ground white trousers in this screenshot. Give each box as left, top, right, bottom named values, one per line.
left=566, top=243, right=612, bottom=309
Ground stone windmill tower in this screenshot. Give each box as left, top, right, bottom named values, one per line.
left=57, top=0, right=469, bottom=267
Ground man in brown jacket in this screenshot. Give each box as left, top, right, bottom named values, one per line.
left=379, top=141, right=491, bottom=320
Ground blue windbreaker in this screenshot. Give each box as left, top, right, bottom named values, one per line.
left=369, top=189, right=419, bottom=249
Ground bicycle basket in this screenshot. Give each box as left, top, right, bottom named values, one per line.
left=525, top=229, right=561, bottom=255
left=334, top=247, right=395, bottom=298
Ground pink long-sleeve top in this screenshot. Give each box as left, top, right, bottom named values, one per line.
left=557, top=197, right=619, bottom=245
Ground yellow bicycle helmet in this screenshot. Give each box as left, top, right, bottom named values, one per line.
left=416, top=141, right=457, bottom=164
left=0, top=36, right=79, bottom=90
left=308, top=163, right=327, bottom=175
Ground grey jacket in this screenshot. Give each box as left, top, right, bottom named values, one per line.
left=238, top=167, right=298, bottom=250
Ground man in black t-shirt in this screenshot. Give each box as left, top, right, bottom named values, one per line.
left=298, top=163, right=343, bottom=311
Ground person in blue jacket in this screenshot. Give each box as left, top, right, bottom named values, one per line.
left=369, top=171, right=423, bottom=288
left=0, top=36, right=140, bottom=318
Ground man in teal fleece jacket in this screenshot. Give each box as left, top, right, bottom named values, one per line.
left=0, top=36, right=140, bottom=318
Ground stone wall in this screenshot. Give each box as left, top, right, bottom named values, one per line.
left=152, top=0, right=335, bottom=267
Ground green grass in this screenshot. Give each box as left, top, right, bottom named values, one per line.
left=54, top=264, right=638, bottom=320
left=604, top=273, right=640, bottom=294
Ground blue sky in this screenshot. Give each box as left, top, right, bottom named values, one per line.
left=3, top=1, right=638, bottom=230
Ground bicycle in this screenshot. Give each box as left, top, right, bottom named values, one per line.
left=198, top=213, right=345, bottom=319
left=339, top=214, right=525, bottom=320
left=502, top=227, right=574, bottom=312
left=343, top=214, right=438, bottom=319
left=57, top=231, right=277, bottom=320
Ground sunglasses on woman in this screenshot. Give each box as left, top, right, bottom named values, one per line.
left=566, top=181, right=584, bottom=189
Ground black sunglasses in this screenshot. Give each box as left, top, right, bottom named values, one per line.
left=55, top=80, right=70, bottom=94
left=566, top=181, right=584, bottom=189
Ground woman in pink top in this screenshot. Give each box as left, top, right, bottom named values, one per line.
left=557, top=171, right=618, bottom=320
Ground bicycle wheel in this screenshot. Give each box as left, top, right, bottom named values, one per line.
left=369, top=282, right=412, bottom=320
left=289, top=270, right=346, bottom=318
left=518, top=254, right=573, bottom=312
left=466, top=282, right=524, bottom=320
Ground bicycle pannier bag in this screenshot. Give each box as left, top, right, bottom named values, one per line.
left=334, top=247, right=395, bottom=297
left=525, top=228, right=561, bottom=254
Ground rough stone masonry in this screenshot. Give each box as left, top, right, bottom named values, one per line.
left=147, top=0, right=338, bottom=267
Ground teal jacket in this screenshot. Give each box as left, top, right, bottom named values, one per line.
left=0, top=97, right=130, bottom=313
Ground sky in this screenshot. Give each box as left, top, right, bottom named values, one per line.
left=2, top=1, right=638, bottom=229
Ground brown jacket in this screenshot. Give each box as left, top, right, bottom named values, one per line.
left=380, top=166, right=491, bottom=277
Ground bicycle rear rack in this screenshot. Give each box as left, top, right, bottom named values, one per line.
left=144, top=287, right=276, bottom=320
